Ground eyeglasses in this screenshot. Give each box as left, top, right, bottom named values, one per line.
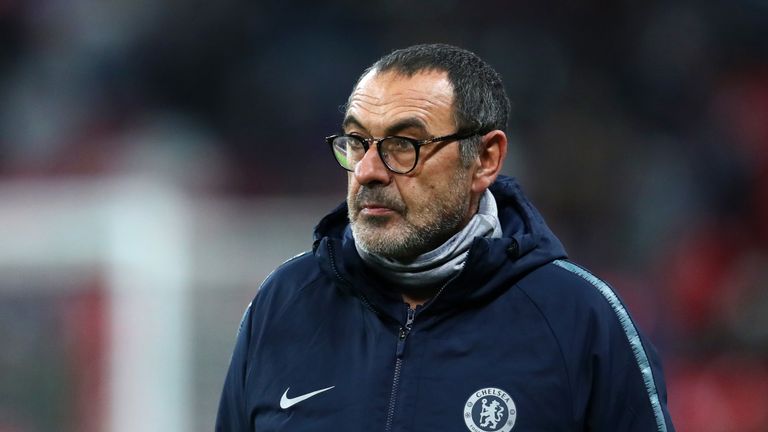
left=326, top=129, right=480, bottom=174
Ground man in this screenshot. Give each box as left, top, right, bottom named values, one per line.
left=216, top=44, right=675, bottom=431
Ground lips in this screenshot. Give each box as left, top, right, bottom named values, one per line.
left=354, top=187, right=405, bottom=216
left=362, top=202, right=390, bottom=209
left=360, top=203, right=397, bottom=216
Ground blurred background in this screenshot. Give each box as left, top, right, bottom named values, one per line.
left=0, top=0, right=766, bottom=431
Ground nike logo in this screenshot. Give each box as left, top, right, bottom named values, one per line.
left=279, top=386, right=335, bottom=409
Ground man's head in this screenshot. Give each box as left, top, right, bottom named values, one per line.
left=339, top=44, right=510, bottom=261
left=351, top=44, right=511, bottom=166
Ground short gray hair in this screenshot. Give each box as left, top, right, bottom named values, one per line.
left=351, top=43, right=511, bottom=166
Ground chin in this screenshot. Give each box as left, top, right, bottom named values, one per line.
left=355, top=211, right=405, bottom=230
left=353, top=224, right=404, bottom=251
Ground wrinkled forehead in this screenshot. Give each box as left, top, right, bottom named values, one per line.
left=344, top=70, right=456, bottom=134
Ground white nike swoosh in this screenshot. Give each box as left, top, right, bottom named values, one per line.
left=279, top=386, right=335, bottom=409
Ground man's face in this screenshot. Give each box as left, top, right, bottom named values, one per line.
left=344, top=70, right=476, bottom=261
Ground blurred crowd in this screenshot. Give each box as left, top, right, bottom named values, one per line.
left=1, top=0, right=767, bottom=430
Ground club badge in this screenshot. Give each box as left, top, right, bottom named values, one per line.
left=463, top=387, right=517, bottom=432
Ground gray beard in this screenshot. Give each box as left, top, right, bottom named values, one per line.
left=350, top=199, right=467, bottom=261
left=347, top=164, right=471, bottom=261
left=354, top=189, right=503, bottom=289
left=348, top=170, right=471, bottom=261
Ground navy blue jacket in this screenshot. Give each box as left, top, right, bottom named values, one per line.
left=216, top=176, right=675, bottom=431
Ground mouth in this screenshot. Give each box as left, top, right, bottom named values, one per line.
left=360, top=203, right=398, bottom=217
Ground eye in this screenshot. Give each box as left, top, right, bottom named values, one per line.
left=385, top=137, right=414, bottom=153
left=343, top=135, right=366, bottom=151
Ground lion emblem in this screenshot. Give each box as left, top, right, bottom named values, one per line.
left=479, top=398, right=505, bottom=429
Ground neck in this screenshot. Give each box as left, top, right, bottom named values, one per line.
left=402, top=287, right=439, bottom=309
left=355, top=189, right=502, bottom=307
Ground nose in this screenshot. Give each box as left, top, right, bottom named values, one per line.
left=354, top=143, right=391, bottom=185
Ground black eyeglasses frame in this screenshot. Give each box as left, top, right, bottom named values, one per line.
left=325, top=128, right=482, bottom=174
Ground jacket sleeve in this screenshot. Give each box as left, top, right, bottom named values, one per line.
left=546, top=261, right=675, bottom=431
left=215, top=302, right=254, bottom=432
left=585, top=322, right=676, bottom=432
left=570, top=274, right=676, bottom=432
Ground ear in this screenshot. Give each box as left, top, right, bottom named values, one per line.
left=471, top=130, right=507, bottom=194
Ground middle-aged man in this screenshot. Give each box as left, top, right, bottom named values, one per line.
left=217, top=43, right=675, bottom=431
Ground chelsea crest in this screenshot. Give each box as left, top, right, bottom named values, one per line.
left=463, top=387, right=517, bottom=432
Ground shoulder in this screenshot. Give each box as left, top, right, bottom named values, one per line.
left=259, top=251, right=319, bottom=288
left=519, top=261, right=674, bottom=431
left=513, top=259, right=649, bottom=361
left=237, top=250, right=334, bottom=335
left=515, top=259, right=659, bottom=381
left=253, top=251, right=326, bottom=304
left=516, top=259, right=626, bottom=321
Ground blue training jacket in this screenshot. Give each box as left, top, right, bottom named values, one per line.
left=216, top=176, right=675, bottom=431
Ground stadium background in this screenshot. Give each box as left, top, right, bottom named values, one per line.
left=0, top=0, right=767, bottom=430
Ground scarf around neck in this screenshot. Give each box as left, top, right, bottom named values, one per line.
left=355, top=189, right=502, bottom=289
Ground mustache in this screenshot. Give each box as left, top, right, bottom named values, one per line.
left=353, top=186, right=406, bottom=213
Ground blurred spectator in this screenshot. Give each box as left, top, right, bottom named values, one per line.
left=0, top=0, right=766, bottom=430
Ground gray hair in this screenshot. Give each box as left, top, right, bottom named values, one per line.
left=350, top=44, right=511, bottom=167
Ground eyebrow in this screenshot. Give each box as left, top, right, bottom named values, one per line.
left=342, top=115, right=430, bottom=137
left=342, top=115, right=366, bottom=132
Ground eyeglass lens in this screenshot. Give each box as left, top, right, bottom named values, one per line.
left=332, top=136, right=417, bottom=173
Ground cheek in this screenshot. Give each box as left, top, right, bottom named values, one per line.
left=399, top=180, right=437, bottom=211
left=347, top=174, right=358, bottom=192
left=346, top=176, right=359, bottom=209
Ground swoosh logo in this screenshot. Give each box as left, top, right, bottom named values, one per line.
left=279, top=386, right=335, bottom=409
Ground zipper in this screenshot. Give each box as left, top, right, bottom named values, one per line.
left=382, top=274, right=462, bottom=432
left=397, top=307, right=416, bottom=357
left=325, top=239, right=462, bottom=429
left=326, top=240, right=380, bottom=315
left=384, top=306, right=416, bottom=432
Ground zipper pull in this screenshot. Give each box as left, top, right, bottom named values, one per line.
left=396, top=307, right=416, bottom=357
left=405, top=306, right=415, bottom=333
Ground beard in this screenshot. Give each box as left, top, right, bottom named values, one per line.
left=348, top=168, right=472, bottom=261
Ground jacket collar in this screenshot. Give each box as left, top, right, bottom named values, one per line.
left=312, top=176, right=567, bottom=321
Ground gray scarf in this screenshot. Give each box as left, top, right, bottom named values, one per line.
left=355, top=189, right=502, bottom=288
